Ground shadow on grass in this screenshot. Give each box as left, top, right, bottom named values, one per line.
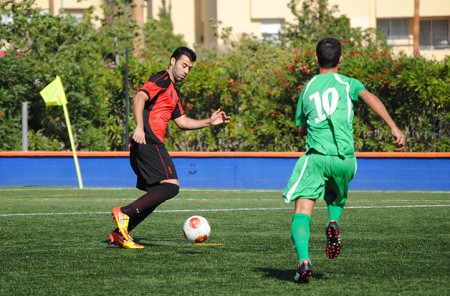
left=256, top=268, right=325, bottom=282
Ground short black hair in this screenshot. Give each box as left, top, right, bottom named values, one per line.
left=171, top=47, right=197, bottom=62
left=316, top=38, right=341, bottom=69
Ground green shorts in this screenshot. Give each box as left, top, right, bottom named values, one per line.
left=283, top=151, right=357, bottom=207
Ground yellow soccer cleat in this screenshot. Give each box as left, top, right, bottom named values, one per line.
left=109, top=231, right=144, bottom=249
left=111, top=206, right=133, bottom=241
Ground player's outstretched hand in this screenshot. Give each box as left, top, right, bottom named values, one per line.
left=392, top=128, right=406, bottom=150
left=210, top=109, right=230, bottom=126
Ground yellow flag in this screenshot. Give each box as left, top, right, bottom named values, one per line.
left=38, top=75, right=83, bottom=188
left=40, top=76, right=68, bottom=106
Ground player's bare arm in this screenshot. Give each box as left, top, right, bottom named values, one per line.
left=132, top=91, right=149, bottom=144
left=358, top=90, right=406, bottom=150
left=174, top=109, right=230, bottom=130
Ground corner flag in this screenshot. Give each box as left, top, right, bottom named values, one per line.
left=40, top=76, right=68, bottom=106
left=40, top=76, right=83, bottom=189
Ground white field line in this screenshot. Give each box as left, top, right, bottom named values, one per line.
left=3, top=197, right=448, bottom=202
left=0, top=187, right=449, bottom=194
left=0, top=204, right=449, bottom=217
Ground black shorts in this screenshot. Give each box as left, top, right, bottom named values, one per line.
left=129, top=140, right=178, bottom=191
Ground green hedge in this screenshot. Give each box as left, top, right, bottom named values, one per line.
left=166, top=38, right=450, bottom=152
left=0, top=0, right=448, bottom=152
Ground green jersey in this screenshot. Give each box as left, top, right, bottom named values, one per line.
left=296, top=73, right=365, bottom=157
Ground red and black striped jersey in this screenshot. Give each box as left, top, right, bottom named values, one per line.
left=138, top=70, right=185, bottom=144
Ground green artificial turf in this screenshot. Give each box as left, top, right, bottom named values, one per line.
left=0, top=188, right=448, bottom=295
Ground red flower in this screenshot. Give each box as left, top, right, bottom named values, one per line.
left=299, top=65, right=310, bottom=73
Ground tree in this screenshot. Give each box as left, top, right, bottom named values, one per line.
left=0, top=0, right=448, bottom=152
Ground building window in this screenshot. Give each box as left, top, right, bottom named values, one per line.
left=377, top=18, right=409, bottom=43
left=261, top=19, right=282, bottom=44
left=420, top=19, right=449, bottom=50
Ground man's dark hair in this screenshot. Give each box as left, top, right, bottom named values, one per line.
left=171, top=47, right=197, bottom=62
left=316, top=38, right=342, bottom=69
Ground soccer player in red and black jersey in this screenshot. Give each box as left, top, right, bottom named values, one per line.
left=109, top=47, right=230, bottom=249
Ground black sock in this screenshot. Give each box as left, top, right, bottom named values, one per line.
left=126, top=203, right=160, bottom=232
left=122, top=183, right=179, bottom=231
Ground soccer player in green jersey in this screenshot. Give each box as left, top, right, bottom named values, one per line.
left=283, top=38, right=406, bottom=283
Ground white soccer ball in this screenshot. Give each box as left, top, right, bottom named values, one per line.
left=182, top=215, right=211, bottom=243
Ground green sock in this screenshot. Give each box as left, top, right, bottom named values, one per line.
left=291, top=213, right=311, bottom=263
left=325, top=194, right=343, bottom=223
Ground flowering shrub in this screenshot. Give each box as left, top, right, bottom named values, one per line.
left=0, top=0, right=448, bottom=152
left=165, top=38, right=449, bottom=152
